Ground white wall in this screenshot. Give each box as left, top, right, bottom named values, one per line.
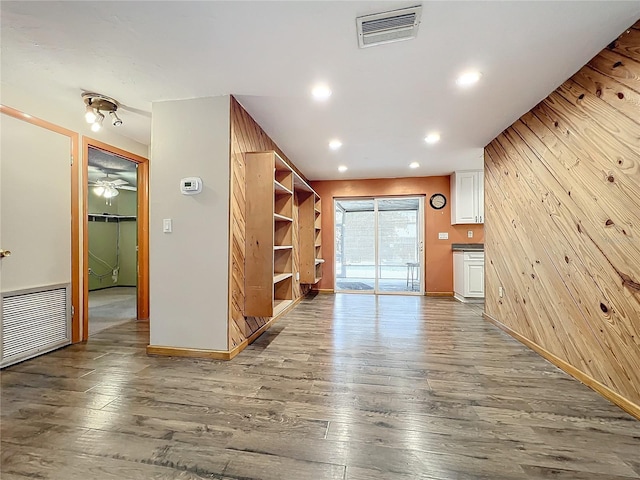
left=149, top=96, right=230, bottom=351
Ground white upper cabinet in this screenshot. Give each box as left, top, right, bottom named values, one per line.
left=451, top=170, right=484, bottom=224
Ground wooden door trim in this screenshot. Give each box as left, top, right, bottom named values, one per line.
left=0, top=105, right=81, bottom=342
left=82, top=137, right=149, bottom=341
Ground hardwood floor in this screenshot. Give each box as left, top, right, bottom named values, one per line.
left=1, top=294, right=639, bottom=479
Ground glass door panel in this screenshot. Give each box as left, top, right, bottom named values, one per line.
left=335, top=199, right=375, bottom=292
left=377, top=198, right=421, bottom=293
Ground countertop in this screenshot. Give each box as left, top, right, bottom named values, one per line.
left=451, top=243, right=484, bottom=252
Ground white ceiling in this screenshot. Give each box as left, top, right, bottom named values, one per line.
left=2, top=2, right=639, bottom=180
left=88, top=147, right=137, bottom=189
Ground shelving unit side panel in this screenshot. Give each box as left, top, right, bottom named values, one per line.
left=298, top=192, right=316, bottom=283
left=244, top=154, right=276, bottom=317
left=292, top=192, right=302, bottom=299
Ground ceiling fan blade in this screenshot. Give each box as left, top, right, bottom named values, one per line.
left=117, top=185, right=137, bottom=191
left=111, top=179, right=128, bottom=186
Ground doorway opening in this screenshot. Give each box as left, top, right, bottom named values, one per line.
left=334, top=196, right=424, bottom=294
left=83, top=139, right=149, bottom=340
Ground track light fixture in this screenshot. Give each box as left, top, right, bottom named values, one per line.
left=91, top=111, right=105, bottom=132
left=82, top=92, right=123, bottom=130
left=85, top=104, right=97, bottom=123
left=109, top=111, right=123, bottom=126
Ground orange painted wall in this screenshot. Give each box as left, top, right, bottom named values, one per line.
left=311, top=176, right=485, bottom=294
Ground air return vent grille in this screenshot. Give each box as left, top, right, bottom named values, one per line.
left=1, top=285, right=70, bottom=367
left=357, top=5, right=422, bottom=48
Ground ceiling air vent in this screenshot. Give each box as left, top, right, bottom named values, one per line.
left=356, top=5, right=422, bottom=48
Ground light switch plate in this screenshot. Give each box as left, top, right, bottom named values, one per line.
left=163, top=219, right=172, bottom=233
left=438, top=232, right=448, bottom=240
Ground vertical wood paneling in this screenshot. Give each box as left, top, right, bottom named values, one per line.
left=229, top=97, right=310, bottom=349
left=485, top=21, right=640, bottom=414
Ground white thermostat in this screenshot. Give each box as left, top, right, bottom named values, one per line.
left=180, top=177, right=202, bottom=195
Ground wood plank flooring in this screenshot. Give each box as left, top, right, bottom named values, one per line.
left=2, top=294, right=639, bottom=479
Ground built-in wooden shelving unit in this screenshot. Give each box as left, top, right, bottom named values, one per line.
left=245, top=152, right=294, bottom=317
left=313, top=196, right=323, bottom=283
left=245, top=151, right=322, bottom=318
left=294, top=174, right=322, bottom=285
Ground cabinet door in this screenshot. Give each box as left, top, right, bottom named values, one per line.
left=477, top=170, right=484, bottom=224
left=455, top=172, right=478, bottom=224
left=464, top=261, right=484, bottom=297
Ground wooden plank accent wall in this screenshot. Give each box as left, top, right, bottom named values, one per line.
left=229, top=97, right=310, bottom=349
left=484, top=21, right=640, bottom=416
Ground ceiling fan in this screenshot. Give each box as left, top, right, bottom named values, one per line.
left=89, top=173, right=136, bottom=199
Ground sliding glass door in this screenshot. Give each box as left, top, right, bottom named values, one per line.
left=335, top=196, right=423, bottom=294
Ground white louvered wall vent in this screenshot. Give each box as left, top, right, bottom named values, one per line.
left=2, top=286, right=70, bottom=367
left=356, top=5, right=422, bottom=48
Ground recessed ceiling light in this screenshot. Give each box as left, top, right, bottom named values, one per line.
left=329, top=139, right=342, bottom=150
left=425, top=132, right=440, bottom=144
left=456, top=71, right=482, bottom=87
left=409, top=162, right=420, bottom=169
left=312, top=84, right=332, bottom=101
left=338, top=165, right=348, bottom=172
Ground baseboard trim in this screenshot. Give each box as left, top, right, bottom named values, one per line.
left=148, top=296, right=303, bottom=362
left=146, top=345, right=233, bottom=360
left=483, top=312, right=640, bottom=420
left=313, top=288, right=334, bottom=294
left=426, top=291, right=454, bottom=297
left=89, top=285, right=137, bottom=292
left=454, top=293, right=484, bottom=303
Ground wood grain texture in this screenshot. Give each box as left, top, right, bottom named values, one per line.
left=484, top=20, right=640, bottom=413
left=244, top=152, right=283, bottom=317
left=3, top=296, right=639, bottom=479
left=229, top=97, right=311, bottom=349
left=484, top=312, right=640, bottom=420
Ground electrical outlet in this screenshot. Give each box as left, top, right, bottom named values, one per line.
left=499, top=286, right=504, bottom=298
left=467, top=230, right=473, bottom=238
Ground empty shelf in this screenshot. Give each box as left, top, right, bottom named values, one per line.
left=274, top=180, right=293, bottom=195
left=273, top=272, right=293, bottom=284
left=274, top=213, right=293, bottom=222
left=273, top=299, right=293, bottom=317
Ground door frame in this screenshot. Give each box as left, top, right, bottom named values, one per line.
left=333, top=195, right=425, bottom=295
left=82, top=137, right=149, bottom=341
left=0, top=105, right=81, bottom=342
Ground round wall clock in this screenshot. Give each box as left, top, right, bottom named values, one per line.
left=430, top=193, right=447, bottom=210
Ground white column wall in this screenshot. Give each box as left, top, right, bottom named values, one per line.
left=149, top=96, right=230, bottom=351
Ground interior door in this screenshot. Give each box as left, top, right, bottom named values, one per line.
left=0, top=113, right=73, bottom=366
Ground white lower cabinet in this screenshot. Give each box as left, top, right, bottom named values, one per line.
left=453, top=251, right=484, bottom=302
